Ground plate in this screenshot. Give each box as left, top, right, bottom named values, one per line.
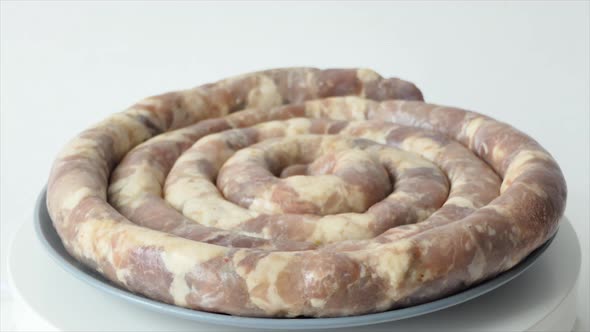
left=34, top=188, right=556, bottom=330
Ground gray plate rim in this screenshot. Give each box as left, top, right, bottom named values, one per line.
left=34, top=187, right=557, bottom=330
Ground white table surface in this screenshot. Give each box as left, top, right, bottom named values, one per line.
left=1, top=2, right=588, bottom=331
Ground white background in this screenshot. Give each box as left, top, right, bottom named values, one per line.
left=1, top=1, right=588, bottom=331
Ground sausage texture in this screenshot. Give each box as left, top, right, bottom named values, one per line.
left=47, top=68, right=565, bottom=317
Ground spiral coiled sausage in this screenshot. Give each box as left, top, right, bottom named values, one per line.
left=47, top=68, right=566, bottom=317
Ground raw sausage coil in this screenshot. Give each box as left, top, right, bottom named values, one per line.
left=47, top=68, right=566, bottom=317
